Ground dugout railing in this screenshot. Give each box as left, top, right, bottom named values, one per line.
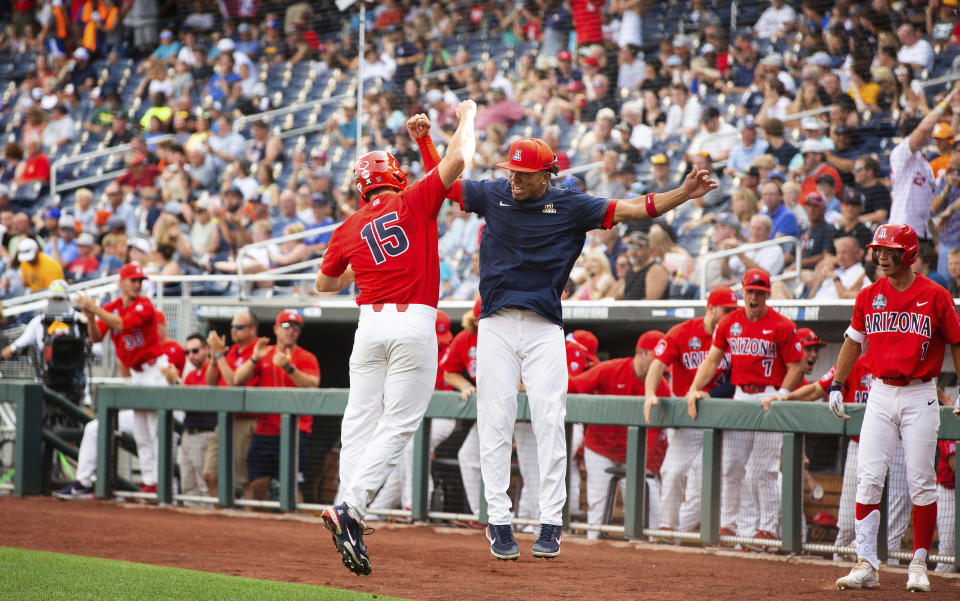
left=3, top=381, right=959, bottom=568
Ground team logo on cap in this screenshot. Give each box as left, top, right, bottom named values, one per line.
left=512, top=149, right=522, bottom=161
left=654, top=339, right=667, bottom=356
left=688, top=337, right=701, bottom=350
left=542, top=203, right=556, bottom=214
left=731, top=323, right=742, bottom=336
left=876, top=226, right=887, bottom=240
left=872, top=294, right=887, bottom=310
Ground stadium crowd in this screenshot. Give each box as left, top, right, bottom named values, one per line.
left=0, top=0, right=956, bottom=305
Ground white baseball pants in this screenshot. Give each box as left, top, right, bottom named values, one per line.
left=935, top=484, right=957, bottom=572
left=129, top=356, right=171, bottom=487
left=569, top=423, right=584, bottom=513
left=369, top=418, right=456, bottom=513
left=456, top=421, right=539, bottom=518
left=582, top=447, right=663, bottom=539
left=834, top=440, right=910, bottom=557
left=338, top=304, right=438, bottom=518
left=477, top=308, right=567, bottom=527
left=458, top=422, right=481, bottom=513
left=658, top=427, right=703, bottom=531
left=75, top=409, right=136, bottom=487
left=855, top=380, right=939, bottom=507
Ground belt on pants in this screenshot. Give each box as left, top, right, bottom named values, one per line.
left=739, top=384, right=769, bottom=394
left=370, top=303, right=408, bottom=312
left=184, top=427, right=215, bottom=434
left=880, top=376, right=932, bottom=387
left=130, top=357, right=159, bottom=373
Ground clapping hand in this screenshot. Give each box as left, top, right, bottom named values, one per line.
left=251, top=337, right=270, bottom=360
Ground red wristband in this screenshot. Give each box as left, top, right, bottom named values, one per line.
left=645, top=193, right=659, bottom=218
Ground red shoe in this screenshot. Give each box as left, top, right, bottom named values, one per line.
left=719, top=527, right=736, bottom=536
left=139, top=483, right=157, bottom=494
left=744, top=530, right=779, bottom=553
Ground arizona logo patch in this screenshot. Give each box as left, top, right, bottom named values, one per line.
left=542, top=203, right=556, bottom=214
left=512, top=149, right=522, bottom=161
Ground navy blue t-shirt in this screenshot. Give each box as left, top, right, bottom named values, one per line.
left=462, top=178, right=611, bottom=326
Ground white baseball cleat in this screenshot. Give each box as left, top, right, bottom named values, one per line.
left=836, top=558, right=879, bottom=590
left=906, top=558, right=931, bottom=593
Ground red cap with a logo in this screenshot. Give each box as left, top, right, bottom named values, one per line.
left=706, top=286, right=739, bottom=308
left=274, top=309, right=303, bottom=328
left=496, top=139, right=558, bottom=173
left=797, top=327, right=826, bottom=349
left=119, top=263, right=147, bottom=280
left=557, top=50, right=572, bottom=61
left=636, top=329, right=665, bottom=352
left=742, top=268, right=771, bottom=292
left=436, top=310, right=453, bottom=345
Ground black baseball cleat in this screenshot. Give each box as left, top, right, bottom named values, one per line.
left=486, top=524, right=520, bottom=560
left=322, top=503, right=373, bottom=576
left=531, top=523, right=562, bottom=558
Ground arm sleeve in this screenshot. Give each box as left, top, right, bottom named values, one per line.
left=570, top=190, right=612, bottom=231
left=416, top=135, right=463, bottom=206
left=319, top=229, right=347, bottom=278
left=779, top=324, right=804, bottom=363
left=121, top=298, right=156, bottom=330
left=712, top=318, right=731, bottom=351
left=295, top=350, right=321, bottom=380
left=11, top=316, right=44, bottom=351
left=653, top=331, right=680, bottom=366
left=569, top=362, right=605, bottom=394
left=849, top=289, right=867, bottom=335
left=460, top=179, right=498, bottom=216
left=817, top=366, right=836, bottom=391
left=403, top=168, right=452, bottom=220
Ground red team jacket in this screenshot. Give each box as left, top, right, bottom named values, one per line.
left=96, top=295, right=161, bottom=369
left=569, top=358, right=670, bottom=472
left=712, top=308, right=802, bottom=387
left=250, top=346, right=321, bottom=435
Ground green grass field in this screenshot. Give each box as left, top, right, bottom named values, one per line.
left=0, top=547, right=414, bottom=601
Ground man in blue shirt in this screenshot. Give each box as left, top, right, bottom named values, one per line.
left=760, top=180, right=798, bottom=239
left=415, top=130, right=716, bottom=560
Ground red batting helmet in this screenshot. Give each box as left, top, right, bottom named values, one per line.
left=354, top=151, right=407, bottom=202
left=867, top=223, right=918, bottom=266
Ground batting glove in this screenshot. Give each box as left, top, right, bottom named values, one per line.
left=828, top=383, right=849, bottom=420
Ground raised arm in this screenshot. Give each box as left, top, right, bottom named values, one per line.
left=612, top=169, right=717, bottom=223
left=908, top=83, right=959, bottom=153
left=436, top=101, right=477, bottom=189
left=409, top=115, right=463, bottom=204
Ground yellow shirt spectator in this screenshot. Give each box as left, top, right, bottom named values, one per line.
left=20, top=252, right=66, bottom=293
left=140, top=106, right=172, bottom=131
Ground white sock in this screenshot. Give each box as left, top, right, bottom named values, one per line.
left=913, top=548, right=928, bottom=563
left=854, top=509, right=881, bottom=570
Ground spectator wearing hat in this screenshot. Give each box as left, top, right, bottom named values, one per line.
left=152, top=29, right=181, bottom=64
left=833, top=189, right=874, bottom=249
left=115, top=154, right=160, bottom=195
left=754, top=0, right=797, bottom=39
left=648, top=153, right=677, bottom=193
left=664, top=83, right=702, bottom=139
left=686, top=106, right=739, bottom=163
left=234, top=310, right=320, bottom=502
left=67, top=232, right=99, bottom=283
left=37, top=206, right=62, bottom=241
left=17, top=237, right=64, bottom=293
left=800, top=192, right=835, bottom=269
left=931, top=155, right=960, bottom=277
left=553, top=49, right=582, bottom=87
left=798, top=139, right=842, bottom=200
left=760, top=118, right=798, bottom=170
left=13, top=139, right=50, bottom=186
left=929, top=123, right=956, bottom=179
left=46, top=214, right=80, bottom=268
left=725, top=117, right=769, bottom=176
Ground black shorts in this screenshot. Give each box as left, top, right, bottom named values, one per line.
left=246, top=432, right=309, bottom=482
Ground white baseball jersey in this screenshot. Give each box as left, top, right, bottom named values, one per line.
left=888, top=139, right=935, bottom=239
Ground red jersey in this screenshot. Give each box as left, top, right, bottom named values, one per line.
left=435, top=341, right=452, bottom=391
left=320, top=169, right=450, bottom=307
left=97, top=295, right=161, bottom=369
left=252, top=346, right=321, bottom=435
left=217, top=341, right=259, bottom=387
left=570, top=0, right=604, bottom=45
left=654, top=317, right=731, bottom=396
left=183, top=363, right=209, bottom=387
left=850, top=274, right=960, bottom=382
left=818, top=355, right=873, bottom=443
left=440, top=329, right=478, bottom=383
left=569, top=357, right=670, bottom=470
left=712, top=308, right=802, bottom=388
left=565, top=339, right=591, bottom=376
left=161, top=339, right=185, bottom=374
left=937, top=439, right=956, bottom=489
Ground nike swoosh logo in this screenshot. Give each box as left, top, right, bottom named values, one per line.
left=928, top=398, right=937, bottom=406
left=762, top=329, right=773, bottom=334
left=499, top=201, right=511, bottom=207
left=917, top=301, right=928, bottom=307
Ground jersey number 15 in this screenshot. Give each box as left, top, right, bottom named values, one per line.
left=361, top=212, right=409, bottom=265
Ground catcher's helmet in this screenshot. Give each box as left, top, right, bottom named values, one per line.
left=867, top=223, right=918, bottom=266
left=354, top=151, right=407, bottom=202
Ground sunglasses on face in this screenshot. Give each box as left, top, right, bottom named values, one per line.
left=231, top=323, right=250, bottom=330
left=186, top=347, right=203, bottom=355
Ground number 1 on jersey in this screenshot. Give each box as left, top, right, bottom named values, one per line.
left=360, top=211, right=409, bottom=265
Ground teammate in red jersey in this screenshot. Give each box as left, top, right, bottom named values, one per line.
left=934, top=437, right=956, bottom=573
left=156, top=311, right=185, bottom=384
left=832, top=224, right=960, bottom=593
left=76, top=262, right=167, bottom=495
left=686, top=268, right=803, bottom=548
left=234, top=310, right=320, bottom=503
left=569, top=330, right=670, bottom=538
left=314, top=99, right=477, bottom=575
left=644, top=286, right=738, bottom=535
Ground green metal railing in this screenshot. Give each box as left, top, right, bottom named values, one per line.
left=5, top=382, right=959, bottom=567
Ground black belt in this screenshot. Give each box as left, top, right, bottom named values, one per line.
left=184, top=427, right=215, bottom=434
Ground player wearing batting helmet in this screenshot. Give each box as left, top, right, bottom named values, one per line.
left=832, top=224, right=960, bottom=592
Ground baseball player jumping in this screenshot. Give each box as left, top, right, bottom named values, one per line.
left=411, top=117, right=717, bottom=559
left=686, top=268, right=803, bottom=548
left=831, top=224, right=960, bottom=593
left=644, top=286, right=738, bottom=534
left=313, top=99, right=477, bottom=576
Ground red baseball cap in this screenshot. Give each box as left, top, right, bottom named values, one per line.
left=496, top=138, right=558, bottom=173
left=558, top=50, right=572, bottom=61
left=571, top=330, right=598, bottom=355
left=797, top=327, right=826, bottom=349
left=706, top=286, right=739, bottom=308
left=274, top=309, right=303, bottom=328
left=472, top=297, right=483, bottom=320
left=742, top=268, right=771, bottom=292
left=436, top=310, right=453, bottom=345
left=582, top=56, right=600, bottom=68
left=804, top=191, right=826, bottom=207
left=119, top=263, right=147, bottom=280
left=636, top=329, right=665, bottom=352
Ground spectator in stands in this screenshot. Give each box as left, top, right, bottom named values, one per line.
left=617, top=231, right=669, bottom=300
left=577, top=107, right=617, bottom=154
left=269, top=190, right=302, bottom=238
left=328, top=99, right=359, bottom=150
left=269, top=223, right=309, bottom=269
left=896, top=23, right=934, bottom=73
left=833, top=188, right=874, bottom=249
left=647, top=153, right=677, bottom=193
left=304, top=195, right=336, bottom=255
left=616, top=43, right=645, bottom=91
left=929, top=124, right=957, bottom=180
left=41, top=104, right=75, bottom=152
left=100, top=183, right=135, bottom=234
left=206, top=117, right=247, bottom=167
left=692, top=212, right=742, bottom=289
left=662, top=83, right=701, bottom=139
left=723, top=214, right=784, bottom=279
left=106, top=111, right=133, bottom=146
left=66, top=232, right=99, bottom=283
left=235, top=310, right=320, bottom=502
left=71, top=188, right=96, bottom=234
left=913, top=240, right=950, bottom=289
left=932, top=156, right=960, bottom=277
left=754, top=0, right=797, bottom=40
left=725, top=117, right=769, bottom=176
left=760, top=180, right=798, bottom=239
left=687, top=106, right=739, bottom=163
left=474, top=87, right=526, bottom=132
left=850, top=154, right=890, bottom=225
left=207, top=53, right=240, bottom=103
left=947, top=248, right=960, bottom=298
left=1, top=144, right=23, bottom=184
left=46, top=215, right=79, bottom=269
left=799, top=192, right=835, bottom=269
left=798, top=139, right=842, bottom=200
left=185, top=147, right=217, bottom=192
left=254, top=163, right=280, bottom=209
left=14, top=139, right=50, bottom=185
left=17, top=237, right=64, bottom=292
left=246, top=120, right=283, bottom=168
left=813, top=174, right=841, bottom=222
left=115, top=154, right=160, bottom=194
left=823, top=125, right=860, bottom=188
left=584, top=150, right=626, bottom=199
left=760, top=118, right=798, bottom=169
left=571, top=248, right=617, bottom=300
